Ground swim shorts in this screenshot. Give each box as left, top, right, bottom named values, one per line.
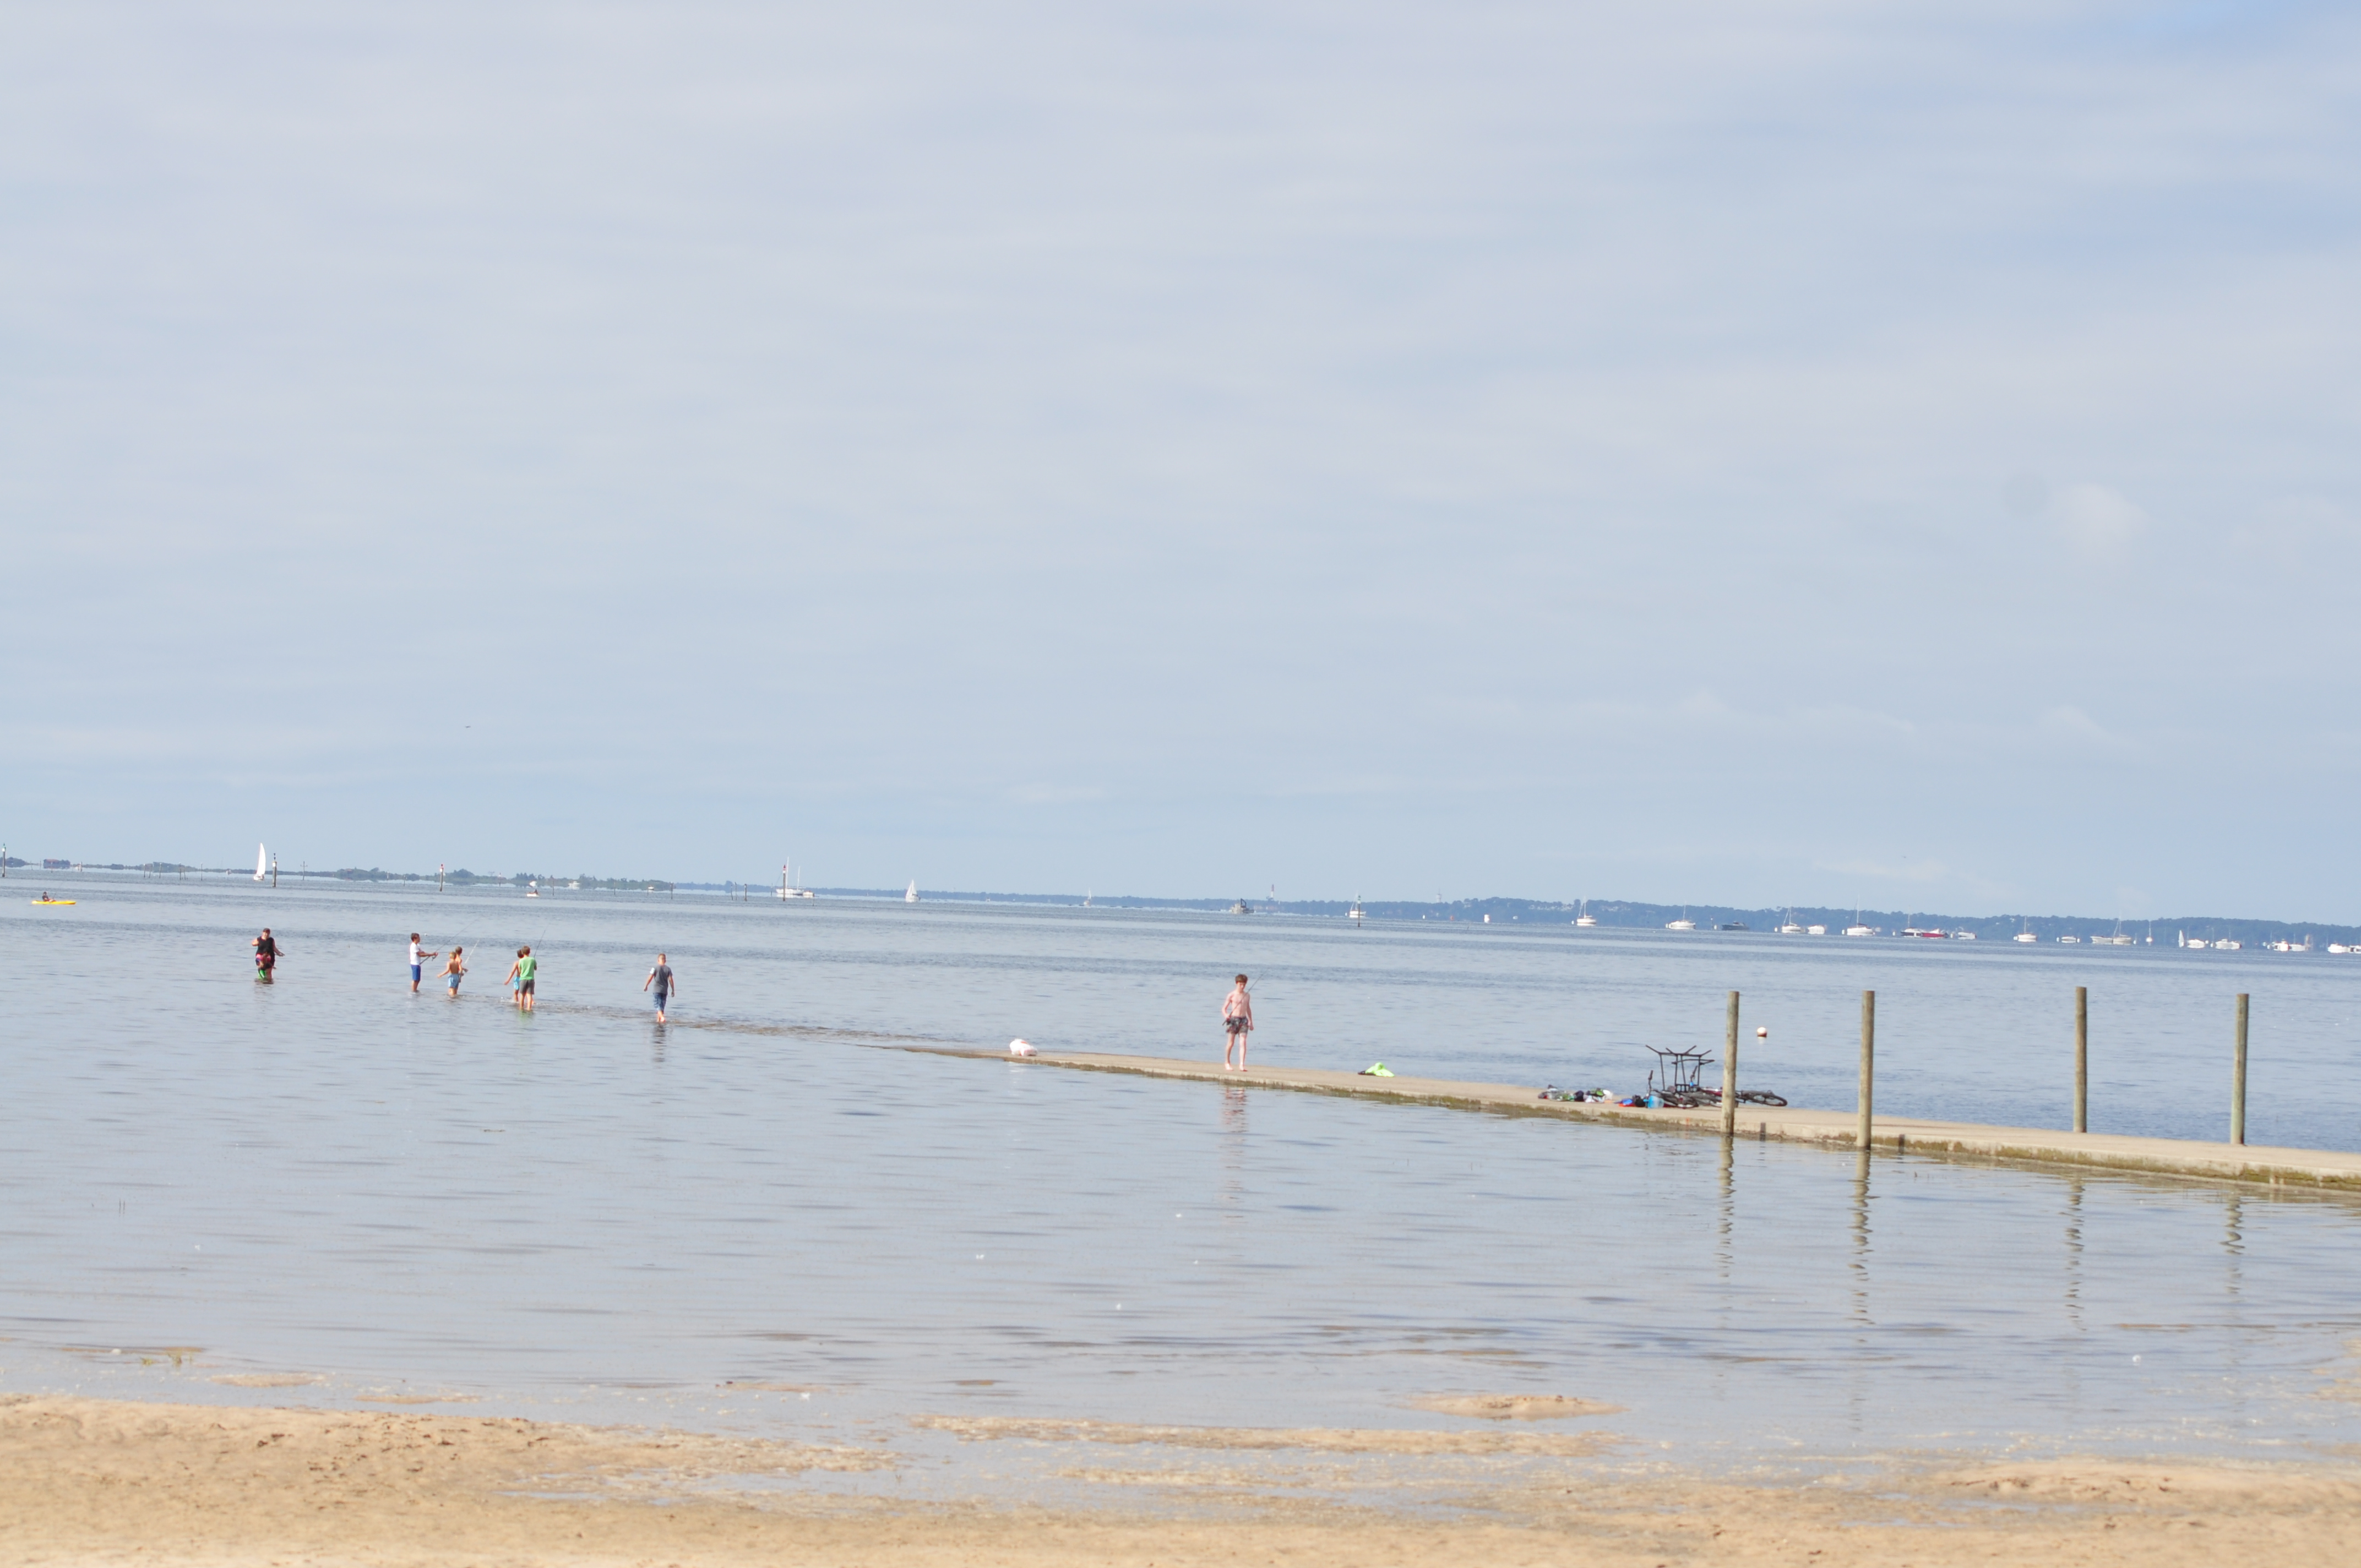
left=1226, top=1017, right=1249, bottom=1035
left=520, top=979, right=535, bottom=995
left=448, top=976, right=461, bottom=992
left=411, top=963, right=422, bottom=982
left=652, top=990, right=669, bottom=1009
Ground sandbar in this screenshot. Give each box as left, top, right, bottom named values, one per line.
left=6, top=1393, right=2358, bottom=1566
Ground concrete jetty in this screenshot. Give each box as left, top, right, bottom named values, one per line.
left=906, top=1046, right=2361, bottom=1193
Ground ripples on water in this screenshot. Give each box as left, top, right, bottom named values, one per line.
left=3, top=878, right=2359, bottom=1468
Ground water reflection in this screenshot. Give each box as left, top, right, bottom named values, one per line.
left=3, top=880, right=2360, bottom=1468
left=2064, top=1177, right=2085, bottom=1335
left=1848, top=1150, right=1872, bottom=1328
left=1716, top=1137, right=1735, bottom=1283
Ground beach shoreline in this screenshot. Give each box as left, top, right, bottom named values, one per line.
left=6, top=1393, right=2357, bottom=1566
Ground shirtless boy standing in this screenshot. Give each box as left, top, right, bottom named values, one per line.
left=1222, top=974, right=1254, bottom=1071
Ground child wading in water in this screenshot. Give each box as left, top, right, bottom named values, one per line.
left=506, top=946, right=537, bottom=1011
left=1222, top=974, right=1254, bottom=1071
left=442, top=946, right=467, bottom=997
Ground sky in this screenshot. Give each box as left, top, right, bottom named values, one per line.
left=4, top=1, right=2358, bottom=917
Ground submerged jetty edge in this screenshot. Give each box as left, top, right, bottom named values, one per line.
left=896, top=1046, right=2361, bottom=1193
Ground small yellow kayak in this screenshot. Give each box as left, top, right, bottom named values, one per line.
left=31, top=898, right=75, bottom=906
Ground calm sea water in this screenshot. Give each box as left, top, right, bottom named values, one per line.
left=4, top=875, right=2359, bottom=1478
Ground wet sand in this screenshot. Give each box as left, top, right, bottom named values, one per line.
left=7, top=1394, right=2358, bottom=1566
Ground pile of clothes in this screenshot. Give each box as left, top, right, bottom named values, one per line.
left=1539, top=1086, right=1666, bottom=1107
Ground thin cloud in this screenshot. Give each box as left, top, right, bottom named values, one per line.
left=2051, top=483, right=2150, bottom=559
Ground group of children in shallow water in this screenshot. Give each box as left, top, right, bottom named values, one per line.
left=251, top=928, right=678, bottom=1021
left=404, top=933, right=546, bottom=1009
left=252, top=925, right=1238, bottom=1053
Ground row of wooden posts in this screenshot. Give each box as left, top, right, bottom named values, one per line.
left=1717, top=987, right=2256, bottom=1147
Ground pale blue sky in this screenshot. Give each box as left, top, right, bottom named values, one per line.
left=4, top=2, right=2357, bottom=916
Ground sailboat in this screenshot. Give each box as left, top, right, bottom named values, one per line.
left=1777, top=908, right=1805, bottom=935
left=253, top=844, right=267, bottom=883
left=2015, top=919, right=2038, bottom=944
left=905, top=880, right=919, bottom=904
left=1665, top=908, right=1696, bottom=932
left=1843, top=908, right=1875, bottom=937
left=777, top=860, right=815, bottom=899
left=1574, top=900, right=1597, bottom=928
left=1348, top=894, right=1364, bottom=925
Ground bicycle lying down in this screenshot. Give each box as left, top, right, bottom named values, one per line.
left=1646, top=1045, right=1788, bottom=1109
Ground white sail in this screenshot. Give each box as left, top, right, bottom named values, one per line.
left=905, top=879, right=919, bottom=903
left=254, top=843, right=267, bottom=882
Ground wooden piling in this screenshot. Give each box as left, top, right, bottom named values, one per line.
left=2074, top=986, right=2088, bottom=1135
left=2233, top=993, right=2249, bottom=1147
left=1721, top=990, right=1740, bottom=1139
left=1858, top=989, right=1875, bottom=1150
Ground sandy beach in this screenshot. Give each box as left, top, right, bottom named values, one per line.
left=7, top=1393, right=2358, bottom=1566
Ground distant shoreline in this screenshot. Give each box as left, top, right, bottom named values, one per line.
left=18, top=862, right=2359, bottom=949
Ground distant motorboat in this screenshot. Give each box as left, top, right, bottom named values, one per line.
left=1717, top=921, right=1748, bottom=931
left=1954, top=929, right=1976, bottom=940
left=2057, top=934, right=2079, bottom=944
left=1232, top=899, right=1252, bottom=914
left=2217, top=939, right=2243, bottom=950
left=2186, top=938, right=2210, bottom=950
left=1807, top=924, right=1827, bottom=935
